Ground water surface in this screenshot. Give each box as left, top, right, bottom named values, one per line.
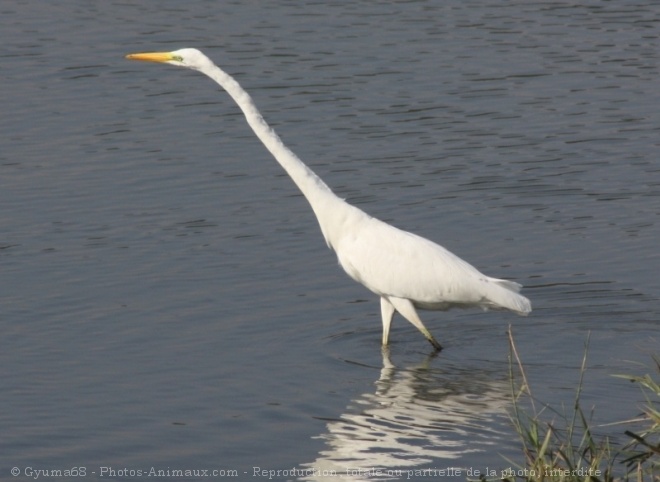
left=1, top=1, right=659, bottom=480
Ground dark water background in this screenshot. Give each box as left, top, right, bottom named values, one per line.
left=2, top=1, right=658, bottom=480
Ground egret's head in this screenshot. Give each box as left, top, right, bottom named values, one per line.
left=126, top=48, right=212, bottom=71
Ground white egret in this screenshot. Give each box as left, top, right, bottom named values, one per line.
left=126, top=48, right=531, bottom=351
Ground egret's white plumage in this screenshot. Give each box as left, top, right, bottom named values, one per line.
left=126, top=48, right=531, bottom=351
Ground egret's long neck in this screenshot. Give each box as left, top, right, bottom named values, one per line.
left=209, top=67, right=326, bottom=195
left=201, top=63, right=354, bottom=247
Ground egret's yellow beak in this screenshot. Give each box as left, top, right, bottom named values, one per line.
left=125, top=52, right=176, bottom=63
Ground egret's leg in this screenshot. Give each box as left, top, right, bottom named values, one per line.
left=388, top=297, right=442, bottom=351
left=380, top=297, right=395, bottom=346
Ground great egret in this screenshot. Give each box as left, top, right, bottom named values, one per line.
left=126, top=48, right=531, bottom=351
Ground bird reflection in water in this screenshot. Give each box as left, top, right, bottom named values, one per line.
left=299, top=348, right=511, bottom=481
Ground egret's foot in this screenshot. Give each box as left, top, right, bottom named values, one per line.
left=428, top=337, right=442, bottom=352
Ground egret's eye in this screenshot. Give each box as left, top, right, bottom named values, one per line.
left=172, top=55, right=183, bottom=62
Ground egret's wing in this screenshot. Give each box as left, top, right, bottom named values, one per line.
left=335, top=216, right=531, bottom=314
left=335, top=217, right=487, bottom=304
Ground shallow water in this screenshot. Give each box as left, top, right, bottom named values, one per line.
left=1, top=1, right=659, bottom=481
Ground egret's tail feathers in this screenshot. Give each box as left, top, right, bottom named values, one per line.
left=486, top=278, right=532, bottom=316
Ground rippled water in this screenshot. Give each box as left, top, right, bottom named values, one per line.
left=2, top=1, right=659, bottom=481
